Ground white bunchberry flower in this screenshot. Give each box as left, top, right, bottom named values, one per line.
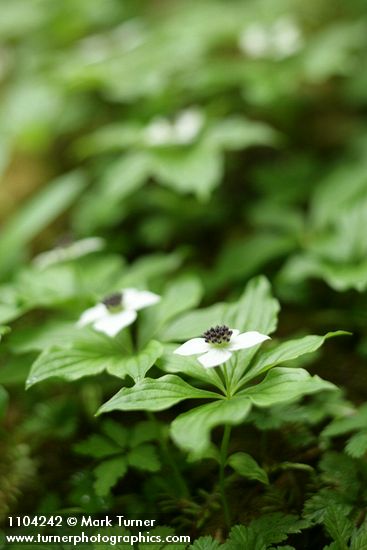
left=174, top=109, right=204, bottom=144
left=144, top=108, right=204, bottom=146
left=77, top=288, right=160, bottom=337
left=271, top=17, right=303, bottom=59
left=33, top=236, right=105, bottom=269
left=174, top=325, right=270, bottom=368
left=238, top=23, right=269, bottom=59
left=239, top=17, right=302, bottom=60
left=144, top=118, right=173, bottom=146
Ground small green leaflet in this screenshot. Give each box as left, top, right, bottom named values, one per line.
left=26, top=334, right=162, bottom=387
left=139, top=275, right=203, bottom=346
left=240, top=367, right=336, bottom=407
left=97, top=374, right=220, bottom=415
left=227, top=452, right=269, bottom=485
left=93, top=457, right=128, bottom=497
left=170, top=397, right=252, bottom=456
left=241, top=331, right=349, bottom=385
left=0, top=170, right=86, bottom=277
left=0, top=325, right=10, bottom=341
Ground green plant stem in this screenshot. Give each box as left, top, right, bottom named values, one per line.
left=219, top=424, right=232, bottom=528
left=146, top=412, right=190, bottom=498
left=222, top=364, right=232, bottom=396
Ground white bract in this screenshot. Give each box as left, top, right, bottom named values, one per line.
left=174, top=325, right=270, bottom=368
left=33, top=237, right=105, bottom=269
left=77, top=288, right=160, bottom=337
left=144, top=108, right=204, bottom=146
left=239, top=17, right=303, bottom=60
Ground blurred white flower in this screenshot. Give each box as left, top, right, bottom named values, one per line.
left=174, top=324, right=270, bottom=368
left=272, top=17, right=303, bottom=59
left=238, top=23, right=269, bottom=59
left=239, top=17, right=303, bottom=60
left=77, top=288, right=160, bottom=337
left=174, top=109, right=204, bottom=144
left=33, top=237, right=105, bottom=269
left=144, top=118, right=173, bottom=145
left=144, top=108, right=204, bottom=146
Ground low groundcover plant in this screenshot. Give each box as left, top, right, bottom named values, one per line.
left=26, top=275, right=346, bottom=529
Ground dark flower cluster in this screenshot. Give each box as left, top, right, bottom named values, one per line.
left=203, top=325, right=233, bottom=344
left=102, top=292, right=123, bottom=310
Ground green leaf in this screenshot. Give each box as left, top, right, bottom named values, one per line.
left=210, top=234, right=295, bottom=292
left=322, top=405, right=367, bottom=438
left=0, top=355, right=30, bottom=385
left=310, top=159, right=367, bottom=229
left=108, top=340, right=163, bottom=382
left=190, top=536, right=222, bottom=549
left=345, top=431, right=367, bottom=458
left=279, top=253, right=366, bottom=293
left=323, top=505, right=353, bottom=549
left=16, top=264, right=78, bottom=308
left=0, top=170, right=86, bottom=277
left=157, top=276, right=203, bottom=325
left=160, top=303, right=227, bottom=342
left=101, top=420, right=128, bottom=448
left=157, top=344, right=225, bottom=392
left=139, top=276, right=203, bottom=345
left=303, top=490, right=352, bottom=524
left=98, top=375, right=220, bottom=415
left=127, top=444, right=161, bottom=472
left=223, top=514, right=307, bottom=549
left=228, top=452, right=269, bottom=485
left=75, top=152, right=149, bottom=232
left=225, top=276, right=279, bottom=386
left=26, top=333, right=161, bottom=387
left=242, top=331, right=349, bottom=384
left=240, top=367, right=336, bottom=407
left=9, top=320, right=82, bottom=353
left=69, top=255, right=125, bottom=297
left=320, top=452, right=360, bottom=499
left=93, top=457, right=128, bottom=497
left=171, top=397, right=252, bottom=456
left=130, top=420, right=162, bottom=447
left=250, top=513, right=308, bottom=546
left=0, top=285, right=22, bottom=324
left=97, top=153, right=148, bottom=201
left=224, top=524, right=265, bottom=550
left=0, top=326, right=10, bottom=341
left=13, top=256, right=124, bottom=311
left=150, top=144, right=223, bottom=200
left=226, top=276, right=279, bottom=335
left=350, top=522, right=367, bottom=550
left=74, top=434, right=121, bottom=458
left=204, top=117, right=279, bottom=151
left=118, top=252, right=182, bottom=288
